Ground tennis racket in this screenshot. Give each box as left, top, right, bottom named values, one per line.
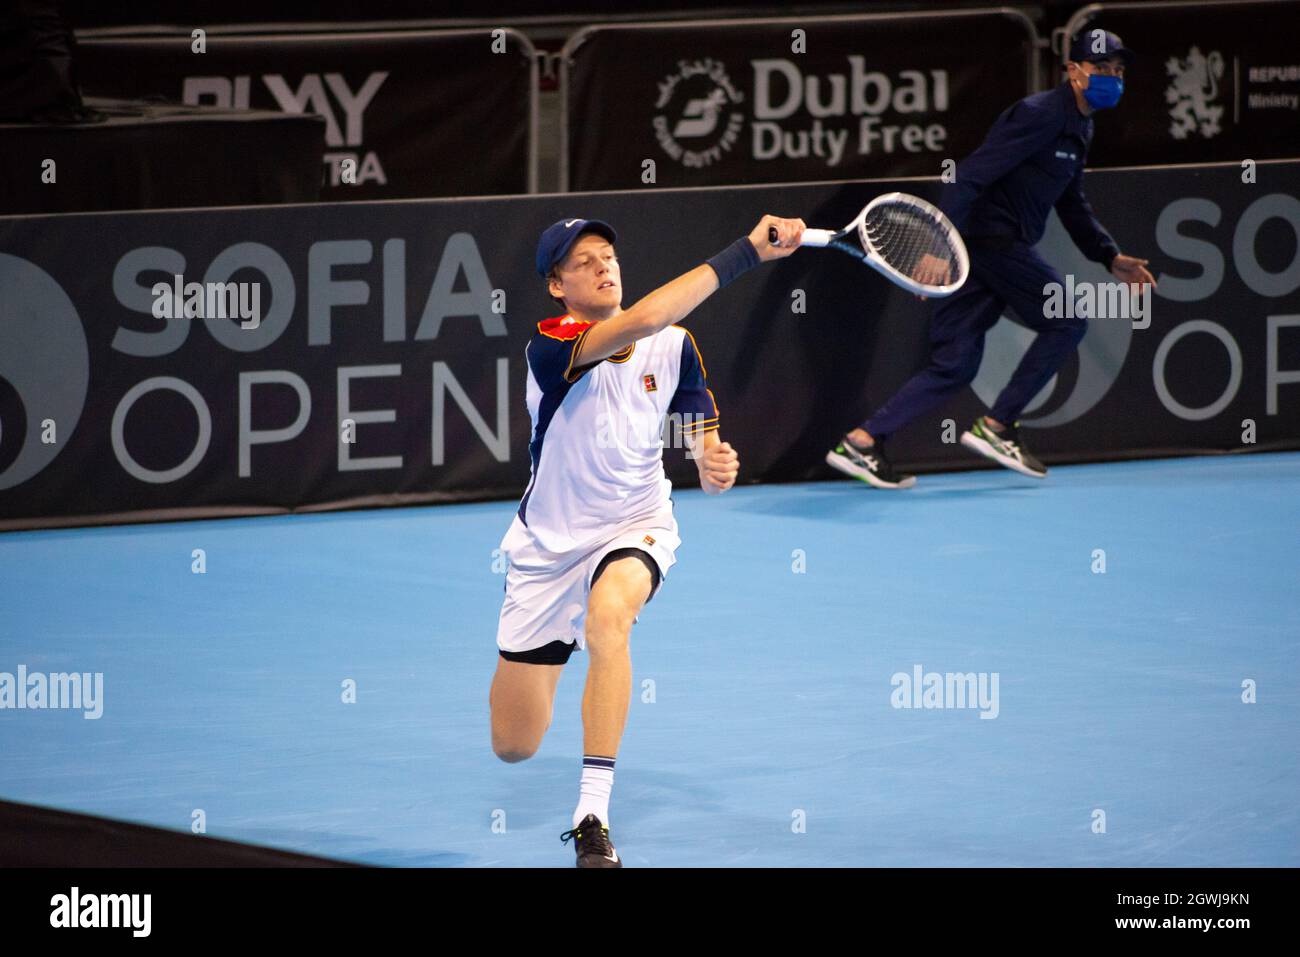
left=769, top=192, right=969, bottom=298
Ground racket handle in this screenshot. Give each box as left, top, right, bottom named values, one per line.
left=768, top=226, right=832, bottom=247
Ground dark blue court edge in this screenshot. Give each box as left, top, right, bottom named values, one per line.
left=0, top=867, right=1281, bottom=942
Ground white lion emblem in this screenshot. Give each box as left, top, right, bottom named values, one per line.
left=1165, top=46, right=1225, bottom=139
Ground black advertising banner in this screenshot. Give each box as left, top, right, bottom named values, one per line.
left=1065, top=0, right=1300, bottom=166
left=0, top=101, right=326, bottom=215
left=561, top=10, right=1038, bottom=190
left=76, top=29, right=537, bottom=200
left=1, top=161, right=1298, bottom=529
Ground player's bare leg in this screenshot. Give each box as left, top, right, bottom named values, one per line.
left=489, top=658, right=563, bottom=762
left=582, top=555, right=651, bottom=756
left=559, top=554, right=653, bottom=866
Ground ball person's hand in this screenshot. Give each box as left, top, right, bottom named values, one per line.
left=912, top=252, right=952, bottom=300
left=1110, top=254, right=1157, bottom=292
left=751, top=216, right=805, bottom=261
left=699, top=441, right=739, bottom=495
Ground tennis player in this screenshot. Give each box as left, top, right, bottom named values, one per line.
left=491, top=214, right=804, bottom=867
left=827, top=29, right=1156, bottom=488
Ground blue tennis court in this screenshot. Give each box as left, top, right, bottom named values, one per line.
left=1, top=452, right=1296, bottom=867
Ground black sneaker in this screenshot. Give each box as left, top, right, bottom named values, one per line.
left=560, top=813, right=622, bottom=868
left=960, top=418, right=1047, bottom=478
left=825, top=436, right=916, bottom=489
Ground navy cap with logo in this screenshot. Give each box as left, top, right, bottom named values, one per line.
left=1068, top=28, right=1135, bottom=67
left=536, top=218, right=618, bottom=277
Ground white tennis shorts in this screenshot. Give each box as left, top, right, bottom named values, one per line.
left=496, top=507, right=680, bottom=656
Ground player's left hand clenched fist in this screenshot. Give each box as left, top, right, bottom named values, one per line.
left=699, top=441, right=739, bottom=495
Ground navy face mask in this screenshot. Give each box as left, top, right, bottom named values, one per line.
left=1083, top=73, right=1124, bottom=110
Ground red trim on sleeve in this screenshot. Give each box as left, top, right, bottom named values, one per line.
left=537, top=314, right=592, bottom=342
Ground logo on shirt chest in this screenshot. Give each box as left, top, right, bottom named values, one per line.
left=643, top=373, right=657, bottom=392
left=1055, top=149, right=1078, bottom=161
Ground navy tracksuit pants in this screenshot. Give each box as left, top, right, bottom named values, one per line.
left=862, top=240, right=1088, bottom=439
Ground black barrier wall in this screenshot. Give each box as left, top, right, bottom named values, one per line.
left=561, top=9, right=1039, bottom=190
left=1, top=160, right=1298, bottom=529
left=1063, top=0, right=1300, bottom=166
left=76, top=29, right=539, bottom=199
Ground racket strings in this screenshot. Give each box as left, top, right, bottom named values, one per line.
left=862, top=202, right=964, bottom=288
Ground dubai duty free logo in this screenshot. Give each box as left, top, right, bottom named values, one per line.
left=0, top=253, right=90, bottom=491
left=652, top=58, right=745, bottom=169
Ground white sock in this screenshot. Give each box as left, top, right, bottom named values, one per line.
left=572, top=755, right=615, bottom=829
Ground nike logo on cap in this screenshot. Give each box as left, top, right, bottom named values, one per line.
left=565, top=219, right=580, bottom=227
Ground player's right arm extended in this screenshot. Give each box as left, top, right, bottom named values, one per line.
left=574, top=215, right=804, bottom=365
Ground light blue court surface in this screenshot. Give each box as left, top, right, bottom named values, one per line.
left=1, top=453, right=1297, bottom=867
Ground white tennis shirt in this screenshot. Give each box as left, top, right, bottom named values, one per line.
left=512, top=314, right=719, bottom=556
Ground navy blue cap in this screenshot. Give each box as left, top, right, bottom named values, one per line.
left=536, top=218, right=618, bottom=277
left=1069, top=28, right=1134, bottom=66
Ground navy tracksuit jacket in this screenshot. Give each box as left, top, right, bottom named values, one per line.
left=863, top=81, right=1122, bottom=437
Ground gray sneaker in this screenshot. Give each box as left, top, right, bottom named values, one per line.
left=825, top=437, right=917, bottom=489
left=959, top=418, right=1047, bottom=478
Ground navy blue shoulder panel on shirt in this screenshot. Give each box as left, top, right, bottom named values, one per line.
left=519, top=330, right=586, bottom=525
left=668, top=327, right=719, bottom=436
left=516, top=321, right=635, bottom=524
left=528, top=324, right=590, bottom=392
